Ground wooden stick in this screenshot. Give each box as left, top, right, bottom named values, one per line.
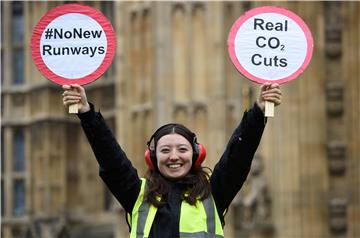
left=69, top=103, right=79, bottom=114
left=265, top=101, right=274, bottom=118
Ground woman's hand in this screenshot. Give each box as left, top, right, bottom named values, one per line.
left=256, top=83, right=282, bottom=113
left=62, top=84, right=90, bottom=113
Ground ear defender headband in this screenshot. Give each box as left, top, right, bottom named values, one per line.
left=144, top=123, right=206, bottom=171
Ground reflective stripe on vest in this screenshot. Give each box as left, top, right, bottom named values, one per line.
left=129, top=178, right=224, bottom=238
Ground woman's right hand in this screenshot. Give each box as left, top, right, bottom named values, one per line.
left=62, top=84, right=90, bottom=113
left=256, top=83, right=282, bottom=113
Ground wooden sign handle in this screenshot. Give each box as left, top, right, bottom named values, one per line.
left=265, top=101, right=274, bottom=118
left=69, top=103, right=79, bottom=114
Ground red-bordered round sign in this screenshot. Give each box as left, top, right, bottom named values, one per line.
left=31, top=3, right=116, bottom=85
left=228, top=6, right=313, bottom=84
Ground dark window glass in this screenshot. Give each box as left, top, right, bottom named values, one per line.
left=1, top=95, right=4, bottom=118
left=13, top=129, right=25, bottom=172
left=1, top=129, right=4, bottom=173
left=12, top=48, right=24, bottom=85
left=101, top=2, right=114, bottom=24
left=1, top=1, right=5, bottom=85
left=11, top=2, right=24, bottom=44
left=1, top=50, right=4, bottom=85
left=101, top=2, right=116, bottom=79
left=13, top=179, right=25, bottom=216
left=1, top=2, right=4, bottom=44
left=12, top=227, right=23, bottom=237
left=1, top=180, right=4, bottom=216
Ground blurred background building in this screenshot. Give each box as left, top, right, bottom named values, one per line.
left=1, top=1, right=359, bottom=238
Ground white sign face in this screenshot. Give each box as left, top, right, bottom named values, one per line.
left=228, top=6, right=313, bottom=84
left=40, top=13, right=107, bottom=79
left=31, top=4, right=116, bottom=85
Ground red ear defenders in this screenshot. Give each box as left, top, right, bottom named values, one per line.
left=144, top=123, right=206, bottom=171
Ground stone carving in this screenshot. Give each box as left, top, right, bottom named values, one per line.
left=233, top=155, right=274, bottom=236
left=329, top=198, right=347, bottom=234
left=327, top=140, right=346, bottom=175
left=326, top=80, right=343, bottom=117
left=324, top=2, right=347, bottom=236
left=324, top=2, right=342, bottom=58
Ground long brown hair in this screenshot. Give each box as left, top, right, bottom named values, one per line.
left=145, top=167, right=211, bottom=207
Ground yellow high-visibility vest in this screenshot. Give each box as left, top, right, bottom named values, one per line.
left=128, top=178, right=224, bottom=238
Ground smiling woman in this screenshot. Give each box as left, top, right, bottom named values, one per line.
left=61, top=82, right=282, bottom=238
left=143, top=123, right=211, bottom=213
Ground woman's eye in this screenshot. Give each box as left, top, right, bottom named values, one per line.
left=179, top=148, right=188, bottom=152
left=160, top=148, right=170, bottom=153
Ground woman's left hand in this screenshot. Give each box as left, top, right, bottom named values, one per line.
left=256, top=83, right=282, bottom=112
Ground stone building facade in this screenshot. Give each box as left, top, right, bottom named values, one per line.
left=1, top=1, right=359, bottom=238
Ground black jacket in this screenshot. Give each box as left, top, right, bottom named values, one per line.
left=78, top=103, right=266, bottom=238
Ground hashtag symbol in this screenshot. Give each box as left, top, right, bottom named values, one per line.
left=44, top=28, right=53, bottom=40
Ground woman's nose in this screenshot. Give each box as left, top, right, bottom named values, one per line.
left=169, top=149, right=179, bottom=160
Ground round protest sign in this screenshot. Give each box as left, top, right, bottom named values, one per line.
left=228, top=6, right=313, bottom=84
left=31, top=3, right=116, bottom=85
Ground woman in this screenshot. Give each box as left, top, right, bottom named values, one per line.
left=62, top=83, right=282, bottom=238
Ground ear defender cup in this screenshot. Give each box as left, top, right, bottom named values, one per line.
left=194, top=143, right=206, bottom=168
left=144, top=149, right=155, bottom=171
left=145, top=143, right=206, bottom=171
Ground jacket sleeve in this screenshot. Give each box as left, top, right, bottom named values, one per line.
left=78, top=103, right=141, bottom=213
left=210, top=102, right=266, bottom=217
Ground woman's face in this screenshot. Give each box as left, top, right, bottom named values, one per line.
left=156, top=133, right=193, bottom=180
